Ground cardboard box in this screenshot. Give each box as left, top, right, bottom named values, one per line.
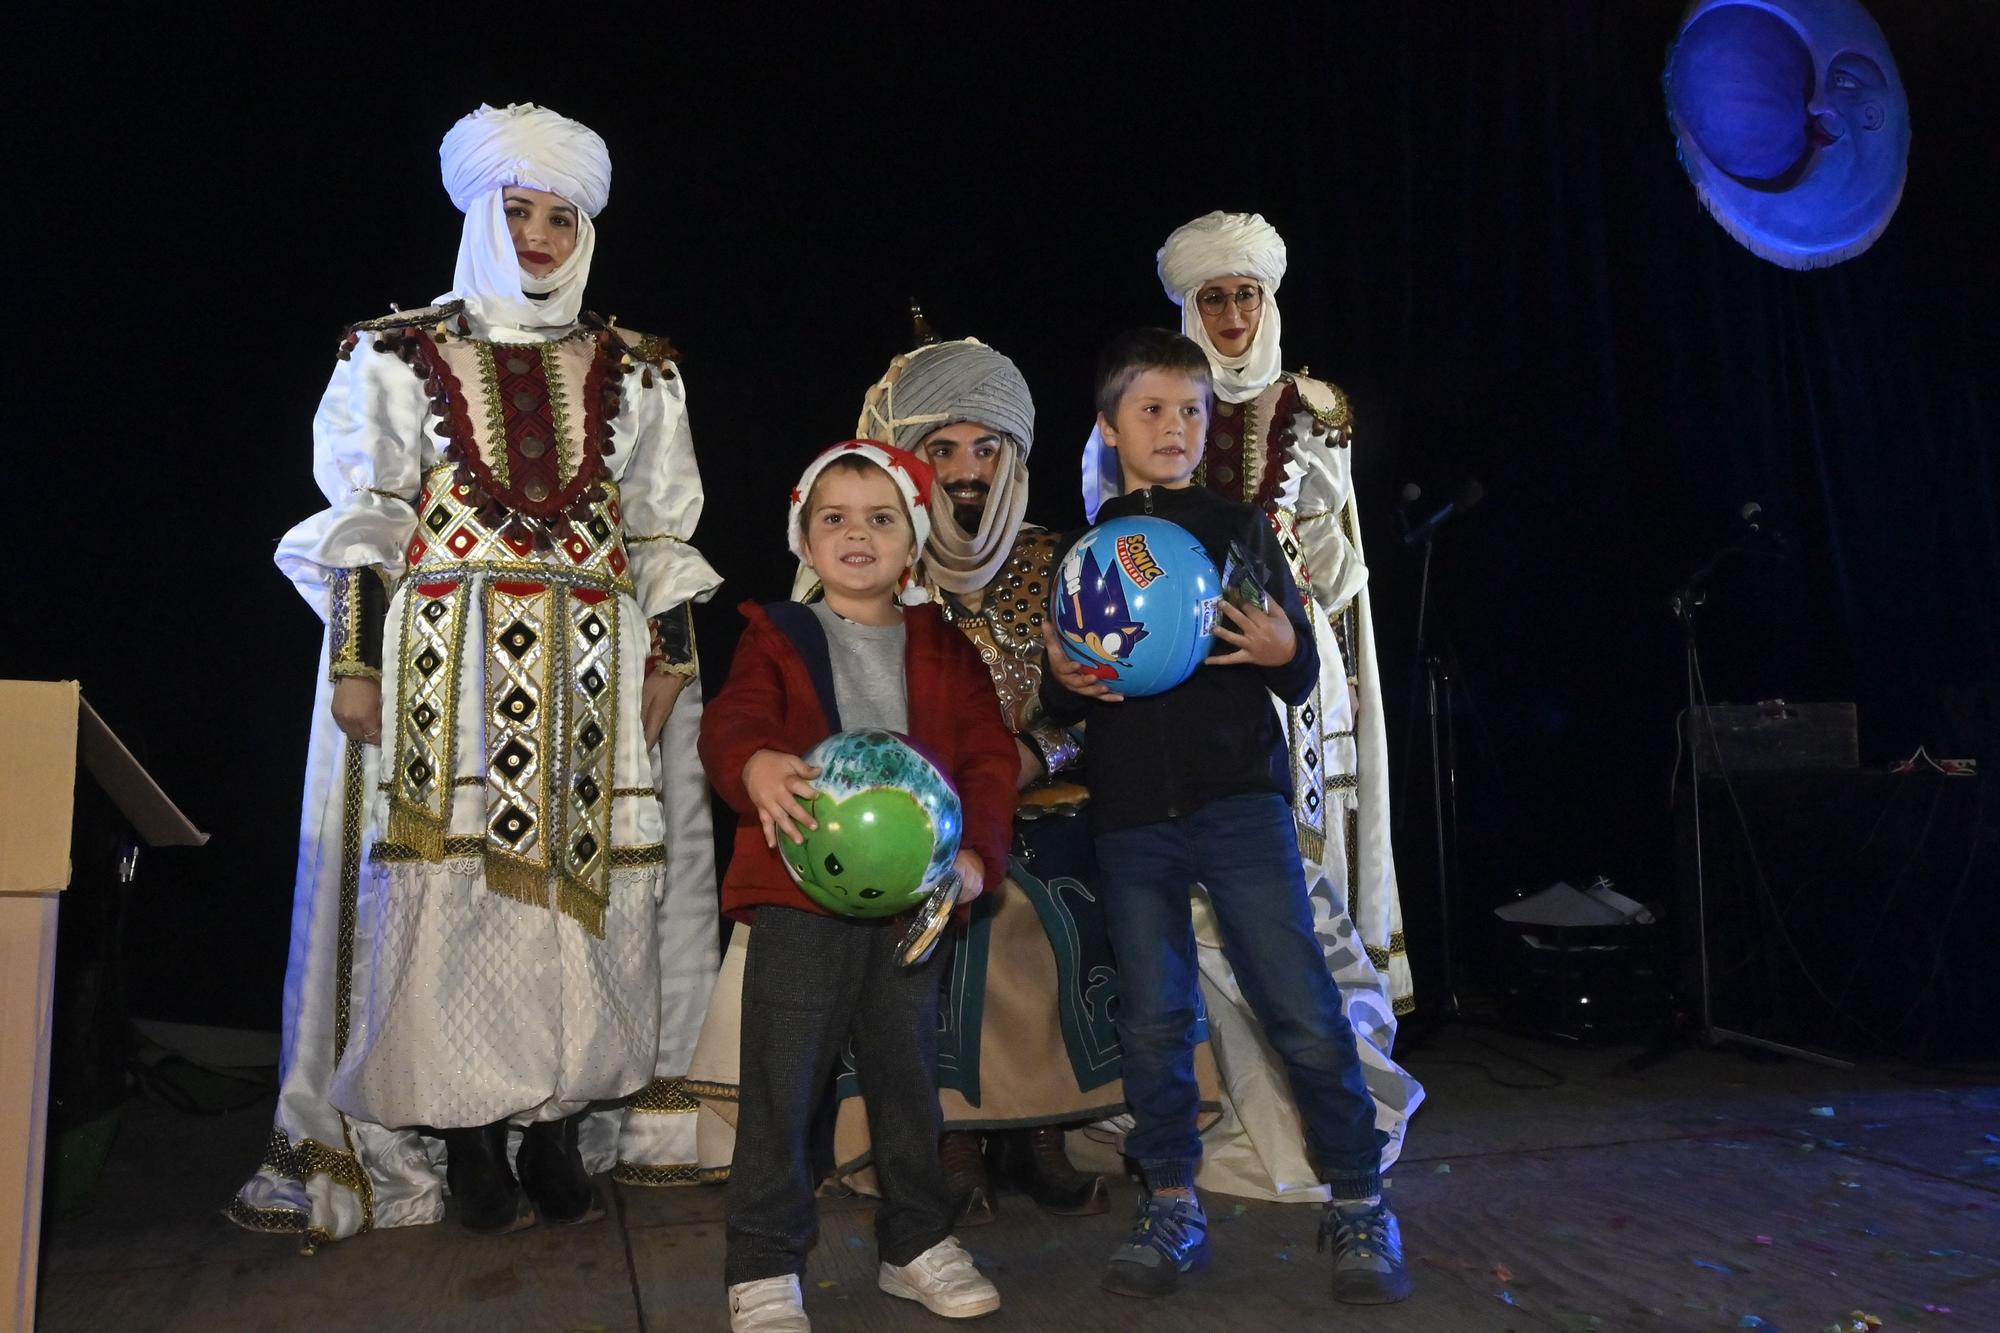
left=1, top=681, right=205, bottom=1333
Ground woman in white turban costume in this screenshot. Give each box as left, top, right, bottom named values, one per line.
left=1083, top=211, right=1422, bottom=1202
left=229, top=103, right=723, bottom=1244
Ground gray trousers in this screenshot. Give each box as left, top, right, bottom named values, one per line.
left=725, top=905, right=955, bottom=1285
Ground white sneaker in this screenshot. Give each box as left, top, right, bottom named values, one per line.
left=879, top=1236, right=1002, bottom=1318
left=728, top=1274, right=810, bottom=1332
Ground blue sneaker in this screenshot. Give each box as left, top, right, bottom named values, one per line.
left=1101, top=1191, right=1209, bottom=1297
left=1319, top=1201, right=1413, bottom=1304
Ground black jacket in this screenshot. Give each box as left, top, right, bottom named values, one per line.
left=1041, top=483, right=1318, bottom=834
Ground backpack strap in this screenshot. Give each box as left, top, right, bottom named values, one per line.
left=760, top=601, right=843, bottom=735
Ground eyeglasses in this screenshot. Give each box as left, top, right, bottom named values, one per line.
left=1195, top=285, right=1263, bottom=315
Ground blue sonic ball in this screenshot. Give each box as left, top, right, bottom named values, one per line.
left=1053, top=516, right=1221, bottom=698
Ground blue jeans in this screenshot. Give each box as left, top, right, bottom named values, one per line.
left=1096, top=791, right=1385, bottom=1199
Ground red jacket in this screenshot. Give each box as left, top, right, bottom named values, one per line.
left=699, top=599, right=1019, bottom=924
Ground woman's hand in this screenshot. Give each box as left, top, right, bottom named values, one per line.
left=1040, top=620, right=1125, bottom=702
left=951, top=848, right=987, bottom=906
left=1204, top=596, right=1298, bottom=668
left=331, top=677, right=384, bottom=746
left=742, top=749, right=822, bottom=849
left=642, top=672, right=689, bottom=748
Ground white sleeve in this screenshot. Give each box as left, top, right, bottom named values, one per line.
left=615, top=363, right=725, bottom=618
left=1289, top=416, right=1369, bottom=614
left=274, top=347, right=429, bottom=622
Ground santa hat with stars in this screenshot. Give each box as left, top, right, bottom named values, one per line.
left=786, top=439, right=937, bottom=603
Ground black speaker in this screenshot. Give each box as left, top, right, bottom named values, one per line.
left=1676, top=768, right=1998, bottom=1061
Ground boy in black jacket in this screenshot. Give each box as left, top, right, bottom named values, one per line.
left=1041, top=329, right=1410, bottom=1305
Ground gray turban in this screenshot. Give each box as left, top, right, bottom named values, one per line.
left=857, top=338, right=1036, bottom=597
left=873, top=339, right=1035, bottom=459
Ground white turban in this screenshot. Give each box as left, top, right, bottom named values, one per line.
left=437, top=103, right=611, bottom=332
left=1157, top=210, right=1288, bottom=403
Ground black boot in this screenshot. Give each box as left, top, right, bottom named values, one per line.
left=941, top=1130, right=996, bottom=1226
left=441, top=1121, right=532, bottom=1234
left=992, top=1125, right=1109, bottom=1216
left=517, top=1112, right=600, bottom=1224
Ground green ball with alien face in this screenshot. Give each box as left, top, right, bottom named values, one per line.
left=778, top=728, right=962, bottom=919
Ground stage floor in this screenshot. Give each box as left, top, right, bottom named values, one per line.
left=34, top=1027, right=1999, bottom=1332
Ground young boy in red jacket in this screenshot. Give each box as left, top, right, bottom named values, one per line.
left=700, top=440, right=1018, bottom=1332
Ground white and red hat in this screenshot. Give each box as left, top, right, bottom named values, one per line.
left=787, top=440, right=937, bottom=602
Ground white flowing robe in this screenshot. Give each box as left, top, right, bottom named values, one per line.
left=229, top=311, right=723, bottom=1245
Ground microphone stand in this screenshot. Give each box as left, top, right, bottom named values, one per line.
left=1671, top=543, right=1850, bottom=1070
left=1411, top=522, right=1462, bottom=1021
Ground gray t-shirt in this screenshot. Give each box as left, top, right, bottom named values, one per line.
left=809, top=602, right=908, bottom=733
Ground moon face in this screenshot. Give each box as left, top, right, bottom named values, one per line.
left=1665, top=0, right=1910, bottom=268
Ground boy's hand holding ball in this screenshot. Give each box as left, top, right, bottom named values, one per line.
left=743, top=749, right=822, bottom=849
left=1041, top=619, right=1126, bottom=702
left=1204, top=594, right=1297, bottom=668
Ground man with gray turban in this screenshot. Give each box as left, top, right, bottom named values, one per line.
left=233, top=102, right=724, bottom=1246
left=1086, top=210, right=1421, bottom=1297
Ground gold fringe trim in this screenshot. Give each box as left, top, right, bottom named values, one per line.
left=558, top=872, right=608, bottom=938
left=386, top=799, right=448, bottom=864
left=485, top=851, right=552, bottom=911
left=1297, top=823, right=1327, bottom=864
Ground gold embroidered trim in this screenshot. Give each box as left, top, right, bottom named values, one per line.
left=387, top=579, right=468, bottom=861
left=540, top=342, right=578, bottom=488
left=625, top=532, right=689, bottom=545
left=653, top=655, right=698, bottom=679
left=473, top=342, right=512, bottom=488
left=684, top=1078, right=740, bottom=1103
left=374, top=837, right=662, bottom=866
left=328, top=568, right=365, bottom=683
left=222, top=1197, right=309, bottom=1234
left=627, top=1076, right=702, bottom=1113
left=1393, top=995, right=1417, bottom=1016
left=247, top=1126, right=374, bottom=1240
left=613, top=786, right=660, bottom=799
left=607, top=843, right=666, bottom=868
left=335, top=742, right=364, bottom=1062
left=612, top=1162, right=728, bottom=1187
left=484, top=579, right=558, bottom=913
left=329, top=661, right=382, bottom=682
left=362, top=486, right=415, bottom=502
left=1345, top=806, right=1361, bottom=923
left=1327, top=774, right=1360, bottom=792
left=557, top=590, right=618, bottom=937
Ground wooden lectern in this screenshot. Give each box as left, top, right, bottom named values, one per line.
left=0, top=681, right=206, bottom=1332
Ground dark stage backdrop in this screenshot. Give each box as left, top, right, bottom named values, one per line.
left=12, top=2, right=1996, bottom=1029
